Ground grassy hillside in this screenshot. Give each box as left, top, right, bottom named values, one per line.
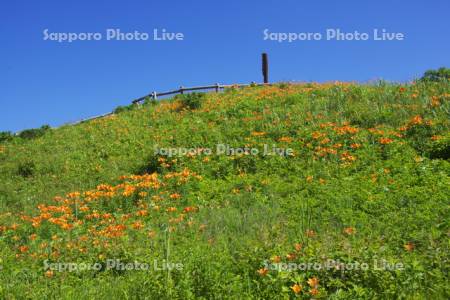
left=0, top=82, right=449, bottom=299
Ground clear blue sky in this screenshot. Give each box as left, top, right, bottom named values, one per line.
left=1, top=0, right=449, bottom=132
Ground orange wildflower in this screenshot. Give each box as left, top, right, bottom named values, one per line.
left=169, top=193, right=181, bottom=200
left=122, top=185, right=136, bottom=197
left=409, top=115, right=423, bottom=125
left=67, top=192, right=80, bottom=199
left=320, top=138, right=331, bottom=145
left=334, top=125, right=359, bottom=135
left=271, top=255, right=281, bottom=263
left=136, top=209, right=149, bottom=217
left=251, top=131, right=266, bottom=137
left=379, top=137, right=394, bottom=145
left=404, top=242, right=415, bottom=252
left=431, top=135, right=442, bottom=141
left=310, top=288, right=319, bottom=296
left=340, top=151, right=356, bottom=162
left=102, top=213, right=112, bottom=219
left=307, top=277, right=319, bottom=288
left=61, top=223, right=73, bottom=230
left=312, top=131, right=325, bottom=139
left=291, top=284, right=302, bottom=294
left=19, top=245, right=29, bottom=253
left=343, top=227, right=356, bottom=235
left=279, top=136, right=293, bottom=143
left=132, top=221, right=144, bottom=230
left=286, top=253, right=297, bottom=261
left=32, top=221, right=41, bottom=228
left=45, top=270, right=54, bottom=278
left=257, top=268, right=268, bottom=276
left=183, top=206, right=198, bottom=213
left=166, top=207, right=177, bottom=213
left=79, top=205, right=90, bottom=212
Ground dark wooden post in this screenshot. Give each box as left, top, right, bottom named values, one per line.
left=262, top=53, right=269, bottom=84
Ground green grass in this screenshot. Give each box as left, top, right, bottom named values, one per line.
left=0, top=81, right=449, bottom=299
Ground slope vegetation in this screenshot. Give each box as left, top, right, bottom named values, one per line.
left=0, top=82, right=449, bottom=299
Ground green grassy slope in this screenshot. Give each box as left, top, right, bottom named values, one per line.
left=0, top=82, right=449, bottom=299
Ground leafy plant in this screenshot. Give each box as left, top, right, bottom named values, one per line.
left=113, top=103, right=137, bottom=114
left=17, top=160, right=35, bottom=177
left=177, top=92, right=205, bottom=110
left=428, top=133, right=450, bottom=160
left=18, top=125, right=50, bottom=140
left=0, top=131, right=13, bottom=143
left=420, top=67, right=450, bottom=82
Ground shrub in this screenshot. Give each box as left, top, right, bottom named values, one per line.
left=17, top=160, right=35, bottom=177
left=420, top=67, right=450, bottom=82
left=18, top=125, right=50, bottom=140
left=428, top=134, right=450, bottom=160
left=0, top=131, right=13, bottom=143
left=135, top=153, right=174, bottom=175
left=113, top=103, right=136, bottom=114
left=177, top=92, right=205, bottom=110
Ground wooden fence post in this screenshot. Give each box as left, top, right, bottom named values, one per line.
left=262, top=53, right=269, bottom=84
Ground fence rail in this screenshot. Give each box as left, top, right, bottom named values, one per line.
left=60, top=82, right=272, bottom=127
left=131, top=82, right=270, bottom=104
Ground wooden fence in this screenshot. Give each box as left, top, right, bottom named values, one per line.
left=131, top=82, right=270, bottom=104
left=70, top=82, right=272, bottom=125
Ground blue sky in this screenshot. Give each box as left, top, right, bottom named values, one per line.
left=1, top=0, right=449, bottom=132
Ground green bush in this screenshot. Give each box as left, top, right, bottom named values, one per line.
left=420, top=67, right=450, bottom=82
left=428, top=133, right=450, bottom=160
left=177, top=92, right=205, bottom=110
left=0, top=131, right=13, bottom=143
left=18, top=125, right=50, bottom=140
left=113, top=103, right=137, bottom=114
left=17, top=160, right=35, bottom=177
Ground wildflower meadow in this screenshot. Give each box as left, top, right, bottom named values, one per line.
left=0, top=81, right=449, bottom=299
